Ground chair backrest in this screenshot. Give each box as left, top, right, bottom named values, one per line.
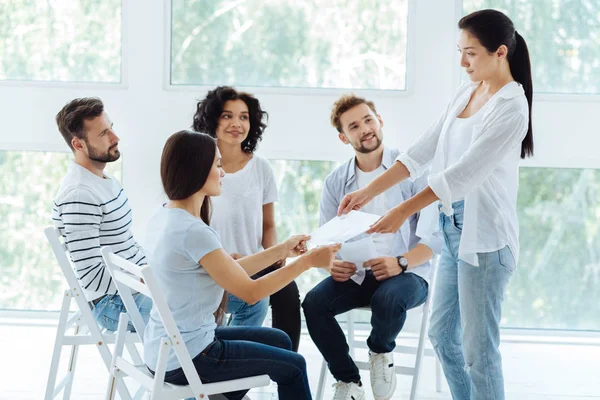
left=101, top=247, right=207, bottom=392
left=44, top=226, right=100, bottom=322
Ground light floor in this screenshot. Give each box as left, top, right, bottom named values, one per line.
left=2, top=317, right=600, bottom=399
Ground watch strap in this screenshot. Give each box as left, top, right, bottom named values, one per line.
left=396, top=255, right=408, bottom=273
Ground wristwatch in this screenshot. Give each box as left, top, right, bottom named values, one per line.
left=396, top=255, right=408, bottom=273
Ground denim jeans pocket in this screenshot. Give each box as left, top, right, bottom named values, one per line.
left=498, top=246, right=516, bottom=274
left=199, top=339, right=222, bottom=363
left=449, top=213, right=463, bottom=232
left=100, top=314, right=119, bottom=331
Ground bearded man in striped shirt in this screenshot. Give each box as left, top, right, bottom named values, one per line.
left=52, top=97, right=151, bottom=331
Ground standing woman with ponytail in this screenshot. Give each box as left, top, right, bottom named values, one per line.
left=338, top=9, right=533, bottom=399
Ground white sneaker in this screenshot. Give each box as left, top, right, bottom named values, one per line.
left=332, top=381, right=365, bottom=400
left=369, top=351, right=397, bottom=400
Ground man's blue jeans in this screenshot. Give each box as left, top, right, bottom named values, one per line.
left=226, top=293, right=269, bottom=327
left=428, top=200, right=515, bottom=400
left=302, top=270, right=428, bottom=383
left=162, top=326, right=311, bottom=400
left=91, top=292, right=152, bottom=332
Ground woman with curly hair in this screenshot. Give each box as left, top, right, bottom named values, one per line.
left=192, top=86, right=303, bottom=352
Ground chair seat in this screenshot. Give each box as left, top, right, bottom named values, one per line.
left=115, top=360, right=270, bottom=398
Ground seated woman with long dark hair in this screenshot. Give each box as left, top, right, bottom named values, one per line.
left=143, top=131, right=340, bottom=400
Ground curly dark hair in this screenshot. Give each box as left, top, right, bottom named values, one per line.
left=192, top=86, right=268, bottom=154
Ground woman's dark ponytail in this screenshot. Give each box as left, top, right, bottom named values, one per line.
left=511, top=31, right=533, bottom=158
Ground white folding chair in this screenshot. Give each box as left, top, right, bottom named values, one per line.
left=44, top=227, right=143, bottom=400
left=101, top=247, right=271, bottom=400
left=315, top=266, right=443, bottom=400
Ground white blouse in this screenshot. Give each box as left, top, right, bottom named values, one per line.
left=397, top=81, right=529, bottom=266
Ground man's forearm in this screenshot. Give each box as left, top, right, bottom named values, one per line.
left=402, top=243, right=434, bottom=270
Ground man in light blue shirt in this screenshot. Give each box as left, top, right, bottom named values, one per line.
left=302, top=94, right=442, bottom=400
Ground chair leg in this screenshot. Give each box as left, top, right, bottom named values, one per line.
left=45, top=291, right=71, bottom=400
left=105, top=368, right=118, bottom=400
left=132, top=385, right=147, bottom=400
left=61, top=324, right=81, bottom=400
left=106, top=313, right=131, bottom=400
left=125, top=341, right=145, bottom=398
left=125, top=341, right=143, bottom=365
left=347, top=310, right=355, bottom=360
left=315, top=358, right=328, bottom=400
left=435, top=358, right=442, bottom=392
left=151, top=337, right=172, bottom=399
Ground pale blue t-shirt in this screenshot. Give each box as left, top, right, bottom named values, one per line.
left=143, top=207, right=223, bottom=371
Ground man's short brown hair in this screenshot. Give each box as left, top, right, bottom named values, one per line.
left=330, top=94, right=377, bottom=133
left=55, top=97, right=104, bottom=151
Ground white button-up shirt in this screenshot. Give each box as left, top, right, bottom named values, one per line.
left=397, top=81, right=529, bottom=266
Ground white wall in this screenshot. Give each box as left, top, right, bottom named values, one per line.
left=0, top=0, right=599, bottom=243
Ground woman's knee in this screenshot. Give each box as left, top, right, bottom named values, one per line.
left=287, top=351, right=307, bottom=373
left=263, top=327, right=293, bottom=350
left=428, top=323, right=441, bottom=347
left=427, top=311, right=447, bottom=347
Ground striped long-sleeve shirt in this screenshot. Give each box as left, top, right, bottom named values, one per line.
left=52, top=161, right=146, bottom=301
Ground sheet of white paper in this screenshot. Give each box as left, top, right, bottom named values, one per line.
left=307, top=211, right=380, bottom=248
left=338, top=236, right=378, bottom=285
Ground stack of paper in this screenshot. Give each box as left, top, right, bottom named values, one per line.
left=307, top=210, right=380, bottom=247
left=338, top=236, right=378, bottom=284
left=308, top=211, right=381, bottom=285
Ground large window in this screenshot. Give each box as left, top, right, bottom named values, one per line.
left=9, top=154, right=599, bottom=331
left=463, top=0, right=600, bottom=94
left=170, top=0, right=409, bottom=90
left=505, top=167, right=600, bottom=331
left=0, top=1, right=122, bottom=83
left=0, top=151, right=122, bottom=311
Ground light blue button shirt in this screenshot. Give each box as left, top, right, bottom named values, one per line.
left=319, top=146, right=443, bottom=282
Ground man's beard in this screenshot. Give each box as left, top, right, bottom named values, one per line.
left=86, top=142, right=120, bottom=163
left=353, top=134, right=382, bottom=154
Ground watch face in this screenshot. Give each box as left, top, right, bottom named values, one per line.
left=399, top=257, right=408, bottom=267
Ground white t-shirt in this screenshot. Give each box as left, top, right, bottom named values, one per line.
left=446, top=111, right=485, bottom=169
left=210, top=155, right=278, bottom=256
left=354, top=165, right=396, bottom=257
left=143, top=207, right=223, bottom=372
